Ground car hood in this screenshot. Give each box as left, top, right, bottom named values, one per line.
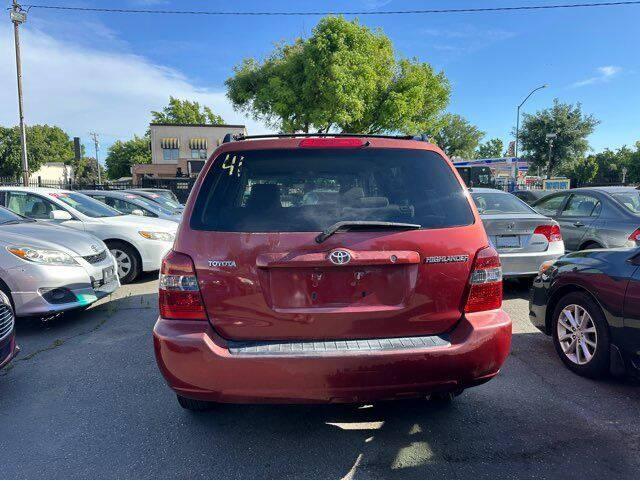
left=100, top=215, right=178, bottom=231
left=0, top=222, right=106, bottom=257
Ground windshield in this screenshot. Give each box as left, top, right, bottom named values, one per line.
left=53, top=192, right=122, bottom=218
left=0, top=206, right=29, bottom=224
left=122, top=194, right=173, bottom=215
left=191, top=148, right=474, bottom=232
left=612, top=192, right=640, bottom=214
left=139, top=192, right=182, bottom=211
left=471, top=192, right=534, bottom=215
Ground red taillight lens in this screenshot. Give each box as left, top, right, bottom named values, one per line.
left=299, top=138, right=366, bottom=148
left=464, top=246, right=503, bottom=313
left=159, top=250, right=207, bottom=320
left=628, top=228, right=640, bottom=242
left=534, top=224, right=562, bottom=243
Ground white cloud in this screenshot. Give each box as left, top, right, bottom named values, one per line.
left=420, top=26, right=515, bottom=56
left=0, top=24, right=268, bottom=157
left=571, top=65, right=622, bottom=88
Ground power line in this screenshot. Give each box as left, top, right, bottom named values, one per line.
left=20, top=1, right=640, bottom=16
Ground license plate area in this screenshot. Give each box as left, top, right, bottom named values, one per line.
left=496, top=235, right=521, bottom=248
left=93, top=267, right=116, bottom=288
left=264, top=265, right=417, bottom=310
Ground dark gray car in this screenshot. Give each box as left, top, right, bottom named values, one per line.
left=532, top=186, right=640, bottom=251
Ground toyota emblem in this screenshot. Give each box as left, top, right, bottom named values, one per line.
left=329, top=250, right=352, bottom=265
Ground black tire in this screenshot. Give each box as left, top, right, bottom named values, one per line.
left=581, top=241, right=603, bottom=250
left=106, top=241, right=140, bottom=284
left=176, top=394, right=216, bottom=412
left=551, top=292, right=610, bottom=378
left=429, top=389, right=463, bottom=404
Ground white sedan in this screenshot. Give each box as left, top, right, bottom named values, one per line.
left=0, top=187, right=178, bottom=283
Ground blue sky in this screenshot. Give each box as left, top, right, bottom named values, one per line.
left=1, top=0, right=639, bottom=159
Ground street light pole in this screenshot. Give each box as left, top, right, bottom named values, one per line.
left=10, top=1, right=29, bottom=186
left=515, top=84, right=548, bottom=160
left=546, top=133, right=557, bottom=180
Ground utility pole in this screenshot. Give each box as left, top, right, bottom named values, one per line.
left=546, top=133, right=557, bottom=180
left=89, top=132, right=102, bottom=184
left=10, top=1, right=29, bottom=186
left=515, top=84, right=548, bottom=181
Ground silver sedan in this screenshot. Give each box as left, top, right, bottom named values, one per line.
left=471, top=188, right=565, bottom=277
left=0, top=206, right=119, bottom=318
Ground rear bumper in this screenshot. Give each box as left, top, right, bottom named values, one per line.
left=153, top=310, right=512, bottom=404
left=499, top=250, right=564, bottom=277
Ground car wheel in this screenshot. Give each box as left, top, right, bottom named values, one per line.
left=552, top=292, right=610, bottom=378
left=581, top=242, right=602, bottom=250
left=176, top=394, right=216, bottom=412
left=107, top=241, right=140, bottom=284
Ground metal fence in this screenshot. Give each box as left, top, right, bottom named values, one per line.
left=0, top=176, right=196, bottom=203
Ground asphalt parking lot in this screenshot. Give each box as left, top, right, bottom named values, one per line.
left=1, top=276, right=639, bottom=479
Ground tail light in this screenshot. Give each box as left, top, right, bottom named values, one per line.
left=464, top=246, right=503, bottom=313
left=299, top=138, right=366, bottom=148
left=534, top=224, right=562, bottom=243
left=628, top=228, right=640, bottom=242
left=159, top=250, right=207, bottom=320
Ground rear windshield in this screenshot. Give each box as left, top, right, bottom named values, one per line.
left=191, top=148, right=474, bottom=232
left=53, top=192, right=122, bottom=218
left=471, top=192, right=534, bottom=215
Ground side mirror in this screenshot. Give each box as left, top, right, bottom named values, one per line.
left=131, top=209, right=145, bottom=216
left=50, top=210, right=72, bottom=221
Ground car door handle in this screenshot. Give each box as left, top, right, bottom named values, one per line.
left=573, top=221, right=585, bottom=227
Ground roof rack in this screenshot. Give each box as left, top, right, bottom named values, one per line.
left=223, top=132, right=425, bottom=143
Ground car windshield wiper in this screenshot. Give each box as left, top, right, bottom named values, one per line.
left=0, top=220, right=22, bottom=225
left=315, top=221, right=421, bottom=244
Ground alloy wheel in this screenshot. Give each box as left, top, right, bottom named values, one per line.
left=556, top=304, right=598, bottom=365
left=110, top=248, right=132, bottom=279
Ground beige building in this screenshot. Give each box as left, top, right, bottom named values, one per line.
left=30, top=162, right=74, bottom=184
left=132, top=123, right=247, bottom=183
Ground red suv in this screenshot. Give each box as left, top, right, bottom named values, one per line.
left=153, top=135, right=511, bottom=410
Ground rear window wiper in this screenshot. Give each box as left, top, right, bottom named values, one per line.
left=315, top=221, right=421, bottom=243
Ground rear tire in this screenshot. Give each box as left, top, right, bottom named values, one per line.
left=581, top=242, right=603, bottom=250
left=176, top=394, right=216, bottom=412
left=552, top=292, right=610, bottom=378
left=428, top=389, right=463, bottom=404
left=107, top=241, right=140, bottom=284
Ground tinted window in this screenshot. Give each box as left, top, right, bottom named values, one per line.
left=0, top=206, right=28, bottom=224
left=534, top=195, right=566, bottom=216
left=191, top=148, right=474, bottom=232
left=561, top=194, right=601, bottom=217
left=53, top=192, right=121, bottom=218
left=471, top=192, right=533, bottom=215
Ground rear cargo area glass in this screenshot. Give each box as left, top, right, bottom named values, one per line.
left=191, top=148, right=473, bottom=232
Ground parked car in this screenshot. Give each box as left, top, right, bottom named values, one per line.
left=513, top=189, right=562, bottom=205
left=531, top=186, right=640, bottom=251
left=153, top=135, right=512, bottom=411
left=80, top=190, right=181, bottom=222
left=0, top=205, right=119, bottom=317
left=125, top=189, right=184, bottom=214
left=530, top=248, right=640, bottom=378
left=0, top=290, right=18, bottom=369
left=132, top=188, right=181, bottom=205
left=470, top=188, right=564, bottom=277
left=0, top=187, right=178, bottom=283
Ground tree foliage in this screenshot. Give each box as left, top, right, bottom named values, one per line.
left=74, top=157, right=105, bottom=183
left=432, top=114, right=484, bottom=159
left=226, top=16, right=450, bottom=134
left=151, top=97, right=225, bottom=124
left=518, top=99, right=599, bottom=178
left=105, top=135, right=151, bottom=180
left=0, top=124, right=74, bottom=177
left=475, top=138, right=504, bottom=159
left=560, top=156, right=599, bottom=185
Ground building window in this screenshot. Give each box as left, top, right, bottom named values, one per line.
left=163, top=148, right=180, bottom=161
left=191, top=149, right=207, bottom=159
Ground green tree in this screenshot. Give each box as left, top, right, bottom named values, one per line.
left=432, top=114, right=484, bottom=159
left=475, top=138, right=504, bottom=159
left=151, top=97, right=225, bottom=124
left=0, top=124, right=74, bottom=177
left=226, top=16, right=450, bottom=134
left=74, top=157, right=105, bottom=183
left=105, top=135, right=151, bottom=180
left=518, top=99, right=599, bottom=178
left=560, top=156, right=599, bottom=185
